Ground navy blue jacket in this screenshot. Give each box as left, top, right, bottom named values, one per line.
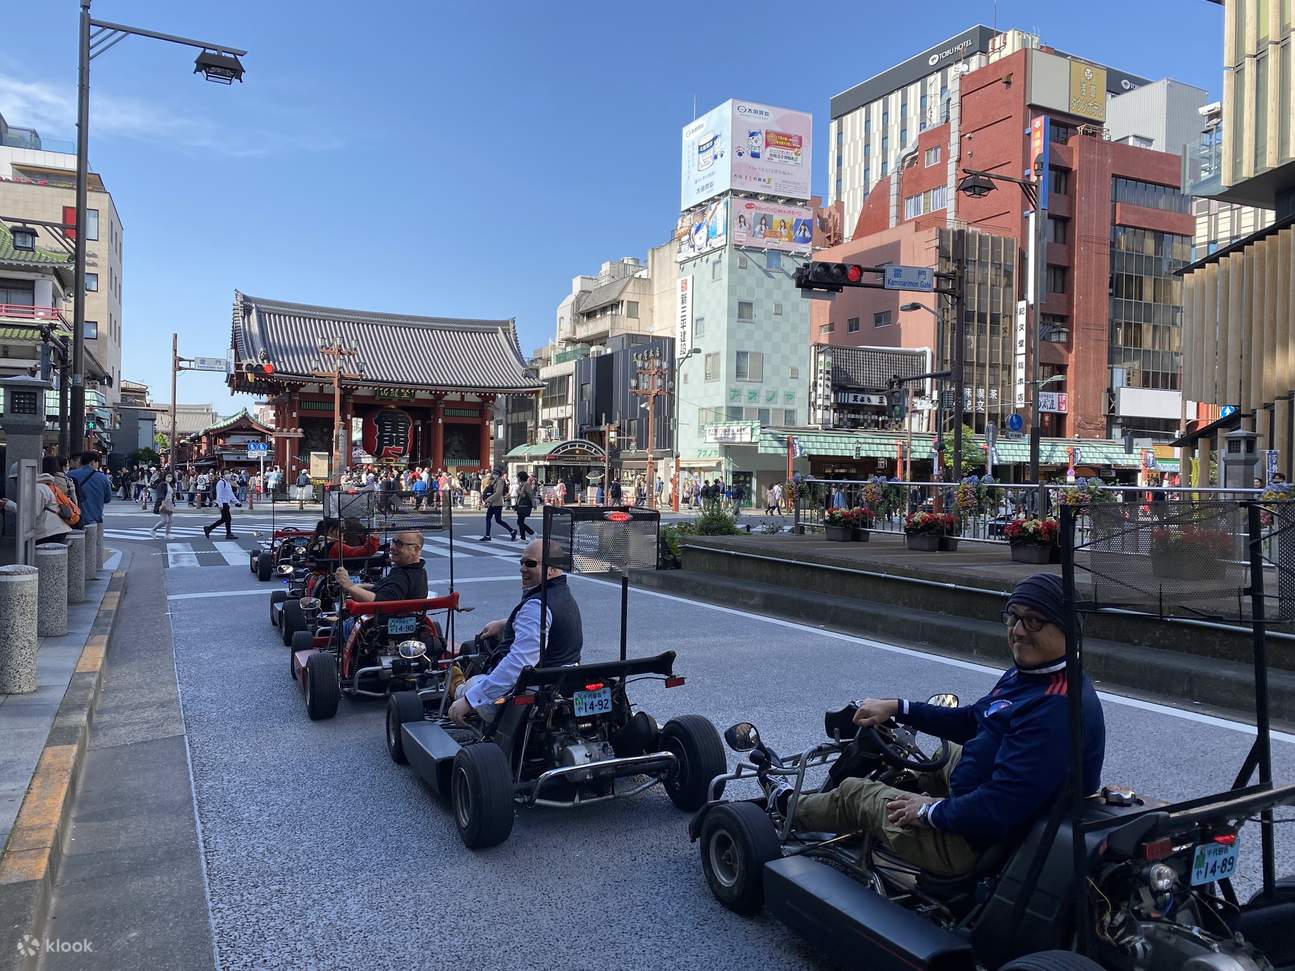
left=898, top=663, right=1105, bottom=850
left=67, top=466, right=112, bottom=525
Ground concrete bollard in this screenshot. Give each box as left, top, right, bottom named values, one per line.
left=95, top=521, right=106, bottom=570
left=35, top=543, right=68, bottom=637
left=0, top=565, right=39, bottom=694
left=65, top=530, right=86, bottom=604
left=84, top=522, right=101, bottom=576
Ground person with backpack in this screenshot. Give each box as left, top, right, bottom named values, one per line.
left=33, top=456, right=76, bottom=544
left=479, top=469, right=515, bottom=542
left=149, top=471, right=178, bottom=539
left=67, top=450, right=112, bottom=528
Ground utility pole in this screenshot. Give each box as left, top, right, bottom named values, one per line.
left=314, top=338, right=362, bottom=483
left=170, top=333, right=178, bottom=467
left=630, top=346, right=672, bottom=510
left=951, top=227, right=967, bottom=480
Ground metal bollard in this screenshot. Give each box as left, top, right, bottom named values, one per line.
left=35, top=543, right=68, bottom=637
left=65, top=530, right=86, bottom=604
left=0, top=565, right=39, bottom=693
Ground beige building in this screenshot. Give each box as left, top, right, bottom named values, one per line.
left=0, top=113, right=125, bottom=409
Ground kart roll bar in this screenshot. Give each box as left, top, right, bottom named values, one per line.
left=344, top=592, right=461, bottom=617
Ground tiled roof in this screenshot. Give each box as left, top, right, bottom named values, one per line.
left=573, top=276, right=634, bottom=315
left=0, top=223, right=73, bottom=268
left=203, top=408, right=273, bottom=436
left=820, top=344, right=928, bottom=390
left=231, top=292, right=542, bottom=394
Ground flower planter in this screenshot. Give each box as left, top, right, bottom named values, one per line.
left=852, top=527, right=871, bottom=542
left=939, top=536, right=959, bottom=552
left=1010, top=542, right=1054, bottom=564
left=905, top=533, right=941, bottom=551
left=824, top=524, right=854, bottom=542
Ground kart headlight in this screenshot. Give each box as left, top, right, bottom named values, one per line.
left=277, top=564, right=294, bottom=576
left=1146, top=863, right=1178, bottom=893
left=398, top=639, right=427, bottom=660
left=299, top=597, right=321, bottom=616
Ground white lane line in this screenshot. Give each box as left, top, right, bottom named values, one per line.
left=421, top=543, right=452, bottom=558
left=166, top=542, right=199, bottom=568
left=165, top=575, right=517, bottom=601
left=571, top=575, right=1295, bottom=746
left=212, top=541, right=248, bottom=566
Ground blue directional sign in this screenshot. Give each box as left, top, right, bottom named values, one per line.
left=1220, top=405, right=1237, bottom=418
left=246, top=441, right=270, bottom=454
left=1007, top=413, right=1024, bottom=433
left=883, top=265, right=934, bottom=292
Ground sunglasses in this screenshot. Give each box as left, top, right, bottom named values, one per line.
left=520, top=557, right=540, bottom=568
left=1000, top=610, right=1048, bottom=633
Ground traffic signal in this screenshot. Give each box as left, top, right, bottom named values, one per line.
left=795, top=261, right=867, bottom=292
left=242, top=360, right=275, bottom=382
left=884, top=377, right=909, bottom=421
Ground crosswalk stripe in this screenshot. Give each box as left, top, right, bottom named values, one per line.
left=420, top=543, right=452, bottom=558
left=425, top=534, right=514, bottom=558
left=212, top=541, right=247, bottom=566
left=167, top=542, right=198, bottom=568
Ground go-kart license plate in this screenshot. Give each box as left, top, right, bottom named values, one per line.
left=388, top=615, right=417, bottom=636
left=1190, top=841, right=1239, bottom=886
left=572, top=686, right=612, bottom=718
left=349, top=575, right=362, bottom=584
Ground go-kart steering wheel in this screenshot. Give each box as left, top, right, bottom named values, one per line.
left=865, top=722, right=950, bottom=773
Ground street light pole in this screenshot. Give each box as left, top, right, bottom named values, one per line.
left=630, top=347, right=671, bottom=510
left=315, top=339, right=361, bottom=484
left=170, top=333, right=178, bottom=467
left=951, top=227, right=967, bottom=480
left=671, top=346, right=699, bottom=512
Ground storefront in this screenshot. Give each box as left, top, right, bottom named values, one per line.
left=504, top=439, right=608, bottom=499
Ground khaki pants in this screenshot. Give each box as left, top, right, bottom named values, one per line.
left=792, top=743, right=978, bottom=877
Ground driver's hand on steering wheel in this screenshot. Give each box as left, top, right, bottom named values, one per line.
left=448, top=695, right=472, bottom=726
left=853, top=698, right=901, bottom=728
left=333, top=567, right=351, bottom=590
left=479, top=619, right=505, bottom=639
left=885, top=792, right=936, bottom=828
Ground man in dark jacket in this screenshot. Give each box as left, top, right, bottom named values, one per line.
left=67, top=450, right=112, bottom=525
left=773, top=573, right=1105, bottom=877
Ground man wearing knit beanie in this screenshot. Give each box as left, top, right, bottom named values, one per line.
left=777, top=573, right=1106, bottom=878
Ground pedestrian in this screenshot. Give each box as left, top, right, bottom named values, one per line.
left=766, top=483, right=779, bottom=515
left=295, top=468, right=311, bottom=510
left=412, top=471, right=429, bottom=509
left=1, top=460, right=73, bottom=545
left=514, top=470, right=536, bottom=540
left=609, top=477, right=623, bottom=505
left=150, top=471, right=177, bottom=538
left=203, top=471, right=242, bottom=540
left=67, top=450, right=112, bottom=528
left=655, top=476, right=664, bottom=507
left=237, top=470, right=249, bottom=503
left=480, top=470, right=515, bottom=542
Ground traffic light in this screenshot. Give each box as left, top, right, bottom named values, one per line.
left=884, top=377, right=909, bottom=421
left=242, top=360, right=275, bottom=382
left=795, top=261, right=867, bottom=292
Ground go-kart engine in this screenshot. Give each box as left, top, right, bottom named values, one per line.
left=551, top=734, right=616, bottom=782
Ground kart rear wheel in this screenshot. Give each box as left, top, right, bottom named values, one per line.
left=1000, top=952, right=1105, bottom=970
left=1247, top=873, right=1295, bottom=905
left=290, top=630, right=313, bottom=681
left=281, top=598, right=304, bottom=646
left=270, top=589, right=288, bottom=627
left=249, top=551, right=257, bottom=574
left=450, top=744, right=514, bottom=849
left=386, top=691, right=425, bottom=765
left=256, top=552, right=273, bottom=582
left=660, top=715, right=727, bottom=811
left=700, top=802, right=781, bottom=915
left=304, top=652, right=339, bottom=720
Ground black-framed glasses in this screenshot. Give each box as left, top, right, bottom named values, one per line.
left=1000, top=610, right=1047, bottom=632
left=520, top=557, right=539, bottom=568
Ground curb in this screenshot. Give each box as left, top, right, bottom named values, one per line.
left=0, top=569, right=127, bottom=971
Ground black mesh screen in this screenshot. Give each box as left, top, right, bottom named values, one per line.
left=542, top=506, right=660, bottom=574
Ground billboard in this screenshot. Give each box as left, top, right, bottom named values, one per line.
left=681, top=99, right=813, bottom=211
left=677, top=275, right=694, bottom=358
left=676, top=196, right=729, bottom=262
left=730, top=199, right=812, bottom=253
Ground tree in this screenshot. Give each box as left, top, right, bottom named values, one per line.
left=941, top=425, right=985, bottom=476
left=153, top=432, right=170, bottom=452
left=128, top=448, right=160, bottom=468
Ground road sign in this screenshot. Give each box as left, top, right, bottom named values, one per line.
left=185, top=356, right=230, bottom=373
left=883, top=265, right=934, bottom=292
left=1007, top=413, right=1024, bottom=433
left=1220, top=404, right=1237, bottom=418
left=246, top=441, right=269, bottom=454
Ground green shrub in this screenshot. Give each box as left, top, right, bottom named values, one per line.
left=696, top=501, right=741, bottom=535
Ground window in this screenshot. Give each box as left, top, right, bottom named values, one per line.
left=766, top=251, right=782, bottom=270
left=737, top=300, right=754, bottom=321
left=847, top=317, right=860, bottom=333
left=726, top=406, right=744, bottom=421
left=904, top=194, right=923, bottom=220
left=1048, top=167, right=1070, bottom=196
left=1050, top=122, right=1075, bottom=145
left=782, top=409, right=798, bottom=426
left=924, top=146, right=941, bottom=167
left=694, top=315, right=704, bottom=337
left=757, top=408, right=771, bottom=426
left=900, top=127, right=908, bottom=146
left=873, top=311, right=892, bottom=328
left=84, top=320, right=98, bottom=340
left=736, top=351, right=763, bottom=382
left=789, top=367, right=799, bottom=379
left=84, top=272, right=98, bottom=292
left=626, top=301, right=639, bottom=318
left=85, top=209, right=99, bottom=241
left=1111, top=177, right=1191, bottom=215
left=820, top=322, right=835, bottom=335
left=704, top=352, right=719, bottom=382
left=712, top=260, right=722, bottom=281
left=773, top=302, right=783, bottom=316
left=1047, top=266, right=1067, bottom=294
left=580, top=382, right=591, bottom=402
left=881, top=160, right=889, bottom=177
left=1048, top=216, right=1069, bottom=243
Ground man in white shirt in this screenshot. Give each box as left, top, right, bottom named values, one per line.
left=203, top=471, right=242, bottom=539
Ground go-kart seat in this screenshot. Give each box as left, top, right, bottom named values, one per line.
left=912, top=842, right=1013, bottom=904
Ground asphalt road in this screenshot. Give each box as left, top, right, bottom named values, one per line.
left=84, top=509, right=1295, bottom=969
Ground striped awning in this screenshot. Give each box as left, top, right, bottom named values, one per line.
left=230, top=291, right=542, bottom=394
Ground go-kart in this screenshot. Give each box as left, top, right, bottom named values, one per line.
left=288, top=593, right=457, bottom=720
left=691, top=700, right=1295, bottom=971
left=385, top=647, right=726, bottom=849
left=269, top=548, right=388, bottom=646
left=249, top=527, right=313, bottom=582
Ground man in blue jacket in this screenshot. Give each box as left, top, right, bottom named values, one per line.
left=774, top=573, right=1106, bottom=877
left=67, top=450, right=112, bottom=525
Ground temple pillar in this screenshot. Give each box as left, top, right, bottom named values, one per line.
left=432, top=394, right=446, bottom=472
left=478, top=394, right=496, bottom=470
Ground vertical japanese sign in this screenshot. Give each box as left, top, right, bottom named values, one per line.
left=1014, top=300, right=1028, bottom=408
left=677, top=275, right=693, bottom=357
left=1029, top=116, right=1050, bottom=210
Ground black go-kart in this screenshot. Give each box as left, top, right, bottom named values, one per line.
left=289, top=593, right=457, bottom=721
left=249, top=526, right=313, bottom=582
left=269, top=547, right=388, bottom=647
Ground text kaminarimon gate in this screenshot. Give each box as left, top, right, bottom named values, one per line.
left=227, top=292, right=541, bottom=474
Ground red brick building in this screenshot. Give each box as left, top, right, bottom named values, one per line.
left=814, top=46, right=1195, bottom=443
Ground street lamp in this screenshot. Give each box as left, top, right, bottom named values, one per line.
left=67, top=1, right=248, bottom=454
left=670, top=346, right=700, bottom=511
left=630, top=347, right=672, bottom=509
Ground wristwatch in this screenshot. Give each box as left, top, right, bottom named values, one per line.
left=916, top=801, right=934, bottom=827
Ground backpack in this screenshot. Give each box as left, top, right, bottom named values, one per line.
left=49, top=482, right=81, bottom=526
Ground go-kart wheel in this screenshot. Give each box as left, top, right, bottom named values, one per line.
left=269, top=589, right=288, bottom=627
left=249, top=551, right=257, bottom=574
left=304, top=651, right=340, bottom=720
left=256, top=552, right=273, bottom=582
left=700, top=802, right=782, bottom=915
left=386, top=691, right=425, bottom=765
left=1000, top=952, right=1105, bottom=970
left=450, top=744, right=514, bottom=849
left=1247, top=873, right=1295, bottom=905
left=660, top=715, right=727, bottom=811
left=290, top=630, right=313, bottom=681
left=281, top=598, right=304, bottom=646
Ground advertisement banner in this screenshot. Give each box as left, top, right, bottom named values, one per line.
left=681, top=99, right=812, bottom=211
left=1014, top=300, right=1028, bottom=408
left=681, top=101, right=732, bottom=211
left=1029, top=117, right=1050, bottom=209
left=676, top=275, right=693, bottom=358
left=730, top=198, right=812, bottom=253
left=1038, top=391, right=1068, bottom=414
left=676, top=197, right=729, bottom=262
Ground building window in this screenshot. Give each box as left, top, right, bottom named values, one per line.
left=789, top=367, right=799, bottom=379
left=694, top=315, right=704, bottom=337
left=704, top=352, right=719, bottom=382
left=766, top=251, right=782, bottom=270
left=738, top=254, right=749, bottom=269
left=712, top=260, right=722, bottom=281
left=1049, top=167, right=1070, bottom=195
left=84, top=320, right=98, bottom=340
left=757, top=408, right=771, bottom=425
left=1108, top=225, right=1190, bottom=394
left=820, top=322, right=834, bottom=335
left=880, top=160, right=888, bottom=177
left=84, top=272, right=98, bottom=292
left=736, top=351, right=763, bottom=382
left=1048, top=216, right=1069, bottom=243
left=737, top=300, right=754, bottom=321
left=1047, top=266, right=1067, bottom=294
left=86, top=209, right=99, bottom=241
left=773, top=302, right=783, bottom=316
left=900, top=127, right=908, bottom=146
left=725, top=406, right=743, bottom=421
left=1050, top=122, right=1075, bottom=145
left=873, top=311, right=892, bottom=328
left=924, top=146, right=941, bottom=167
left=848, top=317, right=860, bottom=333
left=580, top=382, right=591, bottom=402
left=1111, top=177, right=1191, bottom=214
left=626, top=301, right=639, bottom=318
left=904, top=194, right=922, bottom=220
left=782, top=408, right=797, bottom=426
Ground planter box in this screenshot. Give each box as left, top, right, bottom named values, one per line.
left=852, top=527, right=871, bottom=542
left=905, top=533, right=941, bottom=551
left=939, top=536, right=959, bottom=552
left=824, top=524, right=854, bottom=542
left=1010, top=542, right=1054, bottom=564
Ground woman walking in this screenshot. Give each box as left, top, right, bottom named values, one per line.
left=514, top=470, right=536, bottom=540
left=149, top=472, right=177, bottom=539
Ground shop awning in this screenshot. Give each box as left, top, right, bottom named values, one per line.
left=504, top=439, right=606, bottom=465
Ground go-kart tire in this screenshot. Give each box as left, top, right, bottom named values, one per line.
left=386, top=691, right=425, bottom=765
left=304, top=652, right=340, bottom=721
left=256, top=552, right=273, bottom=582
left=249, top=551, right=257, bottom=574
left=700, top=801, right=782, bottom=915
left=281, top=598, right=304, bottom=646
left=269, top=589, right=289, bottom=627
left=450, top=744, right=514, bottom=849
left=290, top=630, right=314, bottom=681
left=1247, top=874, right=1295, bottom=905
left=660, top=715, right=727, bottom=811
left=1000, top=952, right=1105, bottom=970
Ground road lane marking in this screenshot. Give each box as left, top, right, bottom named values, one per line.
left=571, top=575, right=1295, bottom=745
left=212, top=541, right=247, bottom=566
left=166, top=542, right=198, bottom=568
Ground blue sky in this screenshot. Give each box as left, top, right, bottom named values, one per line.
left=1, top=0, right=1224, bottom=414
